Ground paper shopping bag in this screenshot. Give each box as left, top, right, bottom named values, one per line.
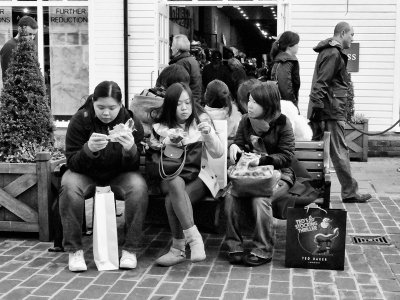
left=285, top=206, right=347, bottom=270
left=93, top=186, right=119, bottom=271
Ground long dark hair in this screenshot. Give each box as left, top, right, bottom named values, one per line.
left=153, top=82, right=204, bottom=130
left=250, top=81, right=281, bottom=119
left=80, top=81, right=122, bottom=110
left=204, top=80, right=233, bottom=116
left=270, top=31, right=300, bottom=60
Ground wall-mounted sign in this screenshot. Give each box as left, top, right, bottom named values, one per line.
left=170, top=6, right=190, bottom=29
left=343, top=42, right=359, bottom=72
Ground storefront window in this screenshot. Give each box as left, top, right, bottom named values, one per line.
left=45, top=6, right=88, bottom=118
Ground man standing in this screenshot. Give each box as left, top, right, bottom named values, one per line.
left=307, top=21, right=371, bottom=203
left=0, top=16, right=38, bottom=82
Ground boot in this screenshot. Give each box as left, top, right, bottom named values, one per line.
left=155, top=238, right=186, bottom=267
left=183, top=225, right=206, bottom=262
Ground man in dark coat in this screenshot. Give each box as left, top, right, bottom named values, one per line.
left=307, top=21, right=371, bottom=203
left=169, top=34, right=202, bottom=104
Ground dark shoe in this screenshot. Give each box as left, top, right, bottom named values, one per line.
left=343, top=193, right=371, bottom=203
left=243, top=253, right=272, bottom=266
left=227, top=251, right=244, bottom=265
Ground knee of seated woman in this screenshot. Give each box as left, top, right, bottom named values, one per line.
left=163, top=176, right=186, bottom=190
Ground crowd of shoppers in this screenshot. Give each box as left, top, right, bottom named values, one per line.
left=55, top=21, right=370, bottom=272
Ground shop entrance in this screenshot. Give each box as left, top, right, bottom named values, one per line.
left=159, top=0, right=285, bottom=76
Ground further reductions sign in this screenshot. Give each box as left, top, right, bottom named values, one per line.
left=343, top=42, right=359, bottom=72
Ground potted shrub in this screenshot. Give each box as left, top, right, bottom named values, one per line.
left=0, top=31, right=65, bottom=241
left=344, top=74, right=368, bottom=162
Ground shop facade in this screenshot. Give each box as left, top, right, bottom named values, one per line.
left=1, top=0, right=399, bottom=132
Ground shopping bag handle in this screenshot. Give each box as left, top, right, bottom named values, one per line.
left=304, top=203, right=327, bottom=214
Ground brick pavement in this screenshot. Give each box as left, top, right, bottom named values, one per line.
left=0, top=157, right=400, bottom=300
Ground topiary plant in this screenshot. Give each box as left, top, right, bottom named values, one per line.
left=0, top=29, right=60, bottom=162
left=346, top=72, right=355, bottom=123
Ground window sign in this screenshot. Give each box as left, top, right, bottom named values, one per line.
left=343, top=42, right=359, bottom=73
left=0, top=8, right=12, bottom=85
left=48, top=6, right=88, bottom=117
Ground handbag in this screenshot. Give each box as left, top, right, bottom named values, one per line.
left=93, top=186, right=119, bottom=271
left=228, top=152, right=281, bottom=197
left=285, top=205, right=347, bottom=270
left=129, top=94, right=164, bottom=136
left=146, top=142, right=203, bottom=182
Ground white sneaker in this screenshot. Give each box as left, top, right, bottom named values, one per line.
left=120, top=250, right=137, bottom=269
left=68, top=250, right=87, bottom=272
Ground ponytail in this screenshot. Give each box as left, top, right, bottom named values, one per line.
left=270, top=40, right=281, bottom=61
left=78, top=94, right=93, bottom=110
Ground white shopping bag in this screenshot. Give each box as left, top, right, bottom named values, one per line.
left=93, top=186, right=119, bottom=271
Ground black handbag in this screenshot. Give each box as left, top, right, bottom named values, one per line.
left=146, top=142, right=203, bottom=182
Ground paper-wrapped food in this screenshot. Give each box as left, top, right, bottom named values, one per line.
left=108, top=118, right=135, bottom=142
left=167, top=128, right=187, bottom=144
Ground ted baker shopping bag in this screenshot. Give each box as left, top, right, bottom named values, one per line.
left=93, top=186, right=119, bottom=271
left=285, top=206, right=347, bottom=270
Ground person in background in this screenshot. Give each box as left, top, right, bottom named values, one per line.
left=150, top=82, right=223, bottom=267
left=140, top=64, right=190, bottom=98
left=1, top=16, right=38, bottom=82
left=270, top=31, right=301, bottom=108
left=236, top=78, right=261, bottom=114
left=227, top=57, right=248, bottom=102
left=60, top=81, right=148, bottom=272
left=225, top=82, right=295, bottom=266
left=307, top=21, right=371, bottom=203
left=204, top=79, right=242, bottom=139
left=202, top=50, right=230, bottom=92
left=169, top=34, right=202, bottom=104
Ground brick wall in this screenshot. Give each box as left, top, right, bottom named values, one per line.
left=368, top=133, right=400, bottom=157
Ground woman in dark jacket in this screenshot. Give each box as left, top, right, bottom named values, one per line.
left=270, top=31, right=301, bottom=108
left=225, top=82, right=295, bottom=267
left=169, top=34, right=202, bottom=104
left=60, top=81, right=148, bottom=272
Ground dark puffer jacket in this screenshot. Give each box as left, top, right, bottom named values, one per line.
left=169, top=51, right=202, bottom=104
left=307, top=38, right=349, bottom=121
left=234, top=114, right=295, bottom=186
left=65, top=103, right=144, bottom=184
left=271, top=52, right=300, bottom=106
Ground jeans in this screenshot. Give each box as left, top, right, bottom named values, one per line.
left=161, top=176, right=208, bottom=239
left=225, top=180, right=289, bottom=259
left=324, top=120, right=358, bottom=199
left=59, top=170, right=148, bottom=253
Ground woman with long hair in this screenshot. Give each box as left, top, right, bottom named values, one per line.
left=60, top=81, right=148, bottom=272
left=270, top=31, right=301, bottom=107
left=150, top=82, right=223, bottom=266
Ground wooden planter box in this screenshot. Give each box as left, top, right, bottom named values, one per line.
left=0, top=152, right=65, bottom=241
left=344, top=120, right=368, bottom=162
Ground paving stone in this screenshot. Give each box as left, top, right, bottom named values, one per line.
left=383, top=291, right=400, bottom=300
left=79, top=284, right=110, bottom=299
left=246, top=287, right=268, bottom=299
left=225, top=279, right=247, bottom=292
left=175, top=289, right=200, bottom=300
left=268, top=295, right=290, bottom=300
left=0, top=256, right=13, bottom=266
left=1, top=287, right=34, bottom=300
left=64, top=277, right=94, bottom=290
left=378, top=279, right=400, bottom=292
left=7, top=267, right=38, bottom=280
left=93, top=272, right=121, bottom=285
left=314, top=283, right=336, bottom=296
left=0, top=261, right=25, bottom=272
left=188, top=265, right=211, bottom=277
left=32, top=282, right=65, bottom=297
left=20, top=275, right=51, bottom=288
left=50, top=270, right=77, bottom=283
left=25, top=296, right=49, bottom=300
left=249, top=273, right=269, bottom=286
left=102, top=293, right=127, bottom=300
left=222, top=292, right=245, bottom=300
left=355, top=273, right=376, bottom=285
left=359, top=284, right=384, bottom=299
left=51, top=290, right=80, bottom=300
left=27, top=258, right=50, bottom=268
left=138, top=275, right=162, bottom=288
left=109, top=279, right=136, bottom=293
left=347, top=254, right=372, bottom=273
left=154, top=282, right=180, bottom=295
left=37, top=263, right=66, bottom=276
left=127, top=287, right=154, bottom=300
left=2, top=246, right=30, bottom=256
left=384, top=254, right=400, bottom=264
left=165, top=270, right=187, bottom=282
left=313, top=271, right=334, bottom=283
left=292, top=275, right=312, bottom=287
left=199, top=283, right=224, bottom=297
left=206, top=272, right=228, bottom=284
left=270, top=269, right=290, bottom=281
left=292, top=287, right=315, bottom=300
left=182, top=277, right=205, bottom=289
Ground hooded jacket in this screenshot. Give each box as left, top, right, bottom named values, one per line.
left=65, top=103, right=144, bottom=184
left=307, top=38, right=349, bottom=121
left=271, top=52, right=300, bottom=106
left=169, top=51, right=202, bottom=104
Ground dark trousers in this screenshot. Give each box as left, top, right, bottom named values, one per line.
left=324, top=120, right=359, bottom=199
left=59, top=170, right=148, bottom=253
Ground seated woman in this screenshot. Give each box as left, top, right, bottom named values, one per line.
left=59, top=81, right=148, bottom=272
left=150, top=82, right=223, bottom=266
left=225, top=82, right=295, bottom=266
left=204, top=79, right=242, bottom=139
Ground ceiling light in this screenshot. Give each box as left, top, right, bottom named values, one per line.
left=245, top=17, right=249, bottom=19
left=23, top=8, right=29, bottom=13
left=256, top=23, right=260, bottom=27
left=270, top=7, right=274, bottom=10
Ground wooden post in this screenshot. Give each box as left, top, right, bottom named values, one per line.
left=36, top=152, right=51, bottom=241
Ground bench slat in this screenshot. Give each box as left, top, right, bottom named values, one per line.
left=298, top=161, right=324, bottom=170
left=308, top=171, right=324, bottom=180
left=295, top=141, right=324, bottom=149
left=295, top=151, right=324, bottom=160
